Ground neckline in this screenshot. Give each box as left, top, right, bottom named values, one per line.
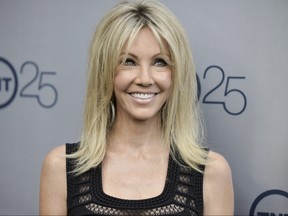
left=92, top=154, right=178, bottom=208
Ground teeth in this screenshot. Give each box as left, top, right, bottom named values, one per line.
left=131, top=93, right=155, bottom=99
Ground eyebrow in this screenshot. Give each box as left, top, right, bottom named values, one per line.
left=120, top=52, right=169, bottom=59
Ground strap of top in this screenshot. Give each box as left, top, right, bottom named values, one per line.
left=66, top=142, right=79, bottom=210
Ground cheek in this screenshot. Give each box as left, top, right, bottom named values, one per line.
left=113, top=75, right=122, bottom=91
left=157, top=71, right=172, bottom=90
left=114, top=71, right=132, bottom=91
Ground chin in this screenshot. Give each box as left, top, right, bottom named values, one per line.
left=130, top=111, right=161, bottom=122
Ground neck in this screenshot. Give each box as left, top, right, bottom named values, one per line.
left=108, top=114, right=166, bottom=156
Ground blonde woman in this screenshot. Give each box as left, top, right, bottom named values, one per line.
left=40, top=0, right=234, bottom=215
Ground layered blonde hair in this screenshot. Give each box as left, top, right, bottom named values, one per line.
left=70, top=0, right=207, bottom=174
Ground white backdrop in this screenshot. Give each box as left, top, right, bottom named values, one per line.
left=0, top=1, right=287, bottom=215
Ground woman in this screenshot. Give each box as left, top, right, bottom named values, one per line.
left=40, top=0, right=234, bottom=215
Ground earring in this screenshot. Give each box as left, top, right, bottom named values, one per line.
left=109, top=101, right=115, bottom=125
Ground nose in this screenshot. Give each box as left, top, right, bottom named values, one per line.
left=136, top=65, right=154, bottom=86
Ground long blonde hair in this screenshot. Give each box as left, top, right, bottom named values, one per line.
left=69, top=0, right=207, bottom=174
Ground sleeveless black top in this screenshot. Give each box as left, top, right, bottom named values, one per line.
left=66, top=143, right=206, bottom=216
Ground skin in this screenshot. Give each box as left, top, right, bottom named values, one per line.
left=40, top=145, right=66, bottom=215
left=40, top=27, right=234, bottom=215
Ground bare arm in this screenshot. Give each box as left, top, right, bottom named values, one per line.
left=39, top=145, right=67, bottom=215
left=203, top=151, right=234, bottom=215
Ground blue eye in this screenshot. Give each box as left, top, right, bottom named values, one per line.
left=154, top=58, right=167, bottom=67
left=124, top=58, right=136, bottom=66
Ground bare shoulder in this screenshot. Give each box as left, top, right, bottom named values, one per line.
left=203, top=151, right=234, bottom=215
left=40, top=144, right=67, bottom=215
left=42, top=145, right=66, bottom=172
left=205, top=151, right=232, bottom=179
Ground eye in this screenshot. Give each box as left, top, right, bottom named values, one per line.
left=154, top=58, right=167, bottom=67
left=123, top=58, right=136, bottom=66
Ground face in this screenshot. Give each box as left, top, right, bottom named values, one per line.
left=114, top=27, right=172, bottom=122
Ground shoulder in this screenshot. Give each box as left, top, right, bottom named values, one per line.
left=203, top=151, right=234, bottom=214
left=204, top=151, right=232, bottom=179
left=40, top=144, right=66, bottom=191
left=40, top=144, right=67, bottom=215
left=42, top=145, right=66, bottom=173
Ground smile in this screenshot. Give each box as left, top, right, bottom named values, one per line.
left=130, top=93, right=156, bottom=99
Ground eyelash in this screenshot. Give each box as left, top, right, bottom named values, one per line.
left=123, top=58, right=168, bottom=67
left=154, top=58, right=167, bottom=67
left=123, top=58, right=136, bottom=66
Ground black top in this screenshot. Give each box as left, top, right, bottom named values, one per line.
left=66, top=143, right=206, bottom=216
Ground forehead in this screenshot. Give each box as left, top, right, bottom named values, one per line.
left=121, top=27, right=170, bottom=56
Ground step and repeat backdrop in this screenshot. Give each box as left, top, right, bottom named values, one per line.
left=0, top=0, right=287, bottom=215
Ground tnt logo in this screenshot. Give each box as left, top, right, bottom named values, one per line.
left=250, top=189, right=288, bottom=216
left=0, top=57, right=58, bottom=109
left=0, top=57, right=18, bottom=108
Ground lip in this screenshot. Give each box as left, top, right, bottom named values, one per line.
left=128, top=92, right=158, bottom=104
left=130, top=92, right=157, bottom=99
